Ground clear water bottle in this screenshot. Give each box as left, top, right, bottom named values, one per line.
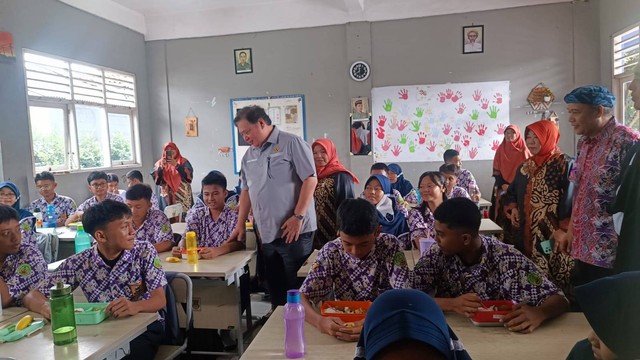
left=74, top=224, right=92, bottom=253
left=283, top=289, right=306, bottom=358
left=44, top=204, right=57, bottom=228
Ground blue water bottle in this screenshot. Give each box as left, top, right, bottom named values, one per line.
left=44, top=204, right=57, bottom=228
left=74, top=224, right=92, bottom=253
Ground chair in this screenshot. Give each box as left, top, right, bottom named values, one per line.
left=171, top=222, right=187, bottom=237
left=164, top=204, right=184, bottom=222
left=154, top=272, right=193, bottom=360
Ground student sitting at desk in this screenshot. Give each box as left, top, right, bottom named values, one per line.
left=363, top=175, right=409, bottom=241
left=439, top=164, right=471, bottom=200
left=24, top=200, right=167, bottom=359
left=408, top=172, right=447, bottom=248
left=173, top=171, right=244, bottom=259
left=0, top=181, right=37, bottom=247
left=443, top=149, right=481, bottom=202
left=0, top=205, right=48, bottom=308
left=66, top=171, right=124, bottom=226
left=28, top=171, right=77, bottom=227
left=107, top=173, right=127, bottom=200
left=125, top=170, right=160, bottom=210
left=413, top=197, right=568, bottom=333
left=299, top=198, right=410, bottom=342
left=126, top=184, right=174, bottom=253
left=360, top=163, right=408, bottom=218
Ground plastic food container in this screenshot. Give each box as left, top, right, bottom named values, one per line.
left=471, top=300, right=515, bottom=327
left=180, top=247, right=205, bottom=259
left=320, top=301, right=372, bottom=323
left=73, top=303, right=109, bottom=325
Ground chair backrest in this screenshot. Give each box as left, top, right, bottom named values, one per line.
left=163, top=272, right=193, bottom=345
left=171, top=222, right=187, bottom=237
left=164, top=204, right=184, bottom=221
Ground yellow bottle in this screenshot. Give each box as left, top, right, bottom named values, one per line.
left=185, top=231, right=199, bottom=265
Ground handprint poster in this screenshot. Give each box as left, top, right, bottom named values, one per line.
left=371, top=81, right=509, bottom=163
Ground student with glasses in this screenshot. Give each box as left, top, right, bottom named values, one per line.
left=65, top=171, right=124, bottom=226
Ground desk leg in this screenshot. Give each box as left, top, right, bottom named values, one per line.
left=234, top=270, right=245, bottom=355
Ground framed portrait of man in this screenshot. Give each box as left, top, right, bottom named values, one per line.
left=234, top=48, right=253, bottom=74
left=351, top=97, right=370, bottom=120
left=462, top=25, right=484, bottom=54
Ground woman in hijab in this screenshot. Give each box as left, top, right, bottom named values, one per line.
left=491, top=125, right=531, bottom=222
left=503, top=120, right=574, bottom=298
left=152, top=142, right=194, bottom=212
left=388, top=164, right=416, bottom=202
left=363, top=174, right=408, bottom=243
left=0, top=181, right=37, bottom=246
left=312, top=139, right=358, bottom=249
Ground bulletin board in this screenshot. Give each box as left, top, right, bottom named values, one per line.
left=371, top=81, right=510, bottom=162
left=230, top=94, right=306, bottom=173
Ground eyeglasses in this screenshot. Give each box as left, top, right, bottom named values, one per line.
left=90, top=182, right=108, bottom=189
left=37, top=185, right=52, bottom=191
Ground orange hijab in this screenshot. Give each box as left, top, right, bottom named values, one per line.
left=154, top=142, right=188, bottom=193
left=525, top=120, right=560, bottom=166
left=493, top=125, right=531, bottom=183
left=312, top=139, right=359, bottom=184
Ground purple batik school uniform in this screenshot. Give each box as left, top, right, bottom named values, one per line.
left=183, top=205, right=238, bottom=248
left=447, top=186, right=470, bottom=199
left=456, top=169, right=479, bottom=198
left=299, top=233, right=410, bottom=304
left=134, top=209, right=173, bottom=245
left=413, top=236, right=563, bottom=306
left=40, top=241, right=167, bottom=306
left=150, top=193, right=160, bottom=210
left=407, top=206, right=436, bottom=246
left=1, top=243, right=47, bottom=306
left=77, top=192, right=125, bottom=212
left=28, top=194, right=77, bottom=218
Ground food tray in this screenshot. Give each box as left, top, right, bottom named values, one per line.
left=320, top=300, right=371, bottom=322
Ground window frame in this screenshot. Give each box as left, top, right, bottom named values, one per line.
left=23, top=49, right=140, bottom=175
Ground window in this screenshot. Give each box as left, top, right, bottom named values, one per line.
left=613, top=25, right=640, bottom=132
left=24, top=50, right=139, bottom=173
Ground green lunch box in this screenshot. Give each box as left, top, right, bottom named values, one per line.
left=73, top=302, right=109, bottom=325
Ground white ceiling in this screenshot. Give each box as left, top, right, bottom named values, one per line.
left=59, top=0, right=571, bottom=41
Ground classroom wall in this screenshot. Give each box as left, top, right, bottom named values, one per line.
left=147, top=2, right=600, bottom=197
left=0, top=0, right=152, bottom=204
left=598, top=0, right=640, bottom=89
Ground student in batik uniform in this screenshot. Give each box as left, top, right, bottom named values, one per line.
left=25, top=200, right=167, bottom=360
left=407, top=172, right=447, bottom=248
left=0, top=205, right=48, bottom=307
left=66, top=171, right=125, bottom=226
left=443, top=149, right=481, bottom=202
left=125, top=170, right=160, bottom=210
left=173, top=171, right=244, bottom=259
left=359, top=163, right=409, bottom=218
left=299, top=198, right=410, bottom=342
left=107, top=173, right=127, bottom=200
left=388, top=163, right=417, bottom=203
left=363, top=175, right=409, bottom=243
left=413, top=198, right=568, bottom=333
left=439, top=164, right=471, bottom=200
left=126, top=184, right=173, bottom=253
left=28, top=171, right=77, bottom=226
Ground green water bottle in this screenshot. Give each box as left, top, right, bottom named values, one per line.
left=49, top=281, right=77, bottom=345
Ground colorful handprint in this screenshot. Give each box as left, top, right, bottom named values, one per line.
left=487, top=105, right=499, bottom=119
left=389, top=118, right=398, bottom=130
left=414, top=107, right=424, bottom=118
left=496, top=123, right=506, bottom=135
left=382, top=140, right=392, bottom=151
left=427, top=141, right=437, bottom=152
left=442, top=124, right=452, bottom=135
left=399, top=133, right=408, bottom=144
left=377, top=115, right=387, bottom=127
left=437, top=92, right=446, bottom=103
left=494, top=93, right=503, bottom=104
left=456, top=103, right=466, bottom=114
left=454, top=144, right=462, bottom=153
left=464, top=122, right=476, bottom=133
left=397, top=120, right=409, bottom=131
left=408, top=141, right=416, bottom=153
left=398, top=89, right=409, bottom=100
left=445, top=89, right=454, bottom=99
left=376, top=127, right=385, bottom=139
left=469, top=109, right=480, bottom=121
left=480, top=98, right=490, bottom=110
left=383, top=99, right=393, bottom=112
left=411, top=120, right=421, bottom=132
left=417, top=131, right=427, bottom=144
left=468, top=147, right=478, bottom=159
left=476, top=124, right=487, bottom=136
left=451, top=91, right=462, bottom=102
left=392, top=145, right=402, bottom=157
left=491, top=139, right=500, bottom=151
left=472, top=90, right=482, bottom=101
left=462, top=135, right=471, bottom=147
left=453, top=130, right=461, bottom=142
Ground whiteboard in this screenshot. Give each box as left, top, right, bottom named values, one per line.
left=371, top=81, right=510, bottom=162
left=230, top=94, right=306, bottom=173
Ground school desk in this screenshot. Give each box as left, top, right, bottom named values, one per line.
left=240, top=307, right=591, bottom=360
left=479, top=218, right=503, bottom=235
left=0, top=306, right=28, bottom=324
left=158, top=249, right=256, bottom=356
left=0, top=309, right=156, bottom=360
left=478, top=197, right=492, bottom=210
left=37, top=226, right=78, bottom=260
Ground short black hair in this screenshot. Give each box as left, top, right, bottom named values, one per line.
left=82, top=199, right=132, bottom=237
left=370, top=162, right=389, bottom=173
left=125, top=184, right=152, bottom=201
left=234, top=105, right=272, bottom=125
left=443, top=149, right=460, bottom=162
left=34, top=171, right=55, bottom=183
left=202, top=170, right=227, bottom=189
left=125, top=170, right=144, bottom=182
left=87, top=171, right=108, bottom=184
left=439, top=163, right=458, bottom=175
left=0, top=205, right=19, bottom=224
left=433, top=197, right=480, bottom=234
left=106, top=173, right=119, bottom=183
left=337, top=198, right=379, bottom=237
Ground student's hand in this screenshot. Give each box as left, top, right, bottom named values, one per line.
left=472, top=192, right=481, bottom=202
left=318, top=316, right=346, bottom=337
left=554, top=230, right=572, bottom=255
left=199, top=247, right=224, bottom=260
left=171, top=246, right=183, bottom=257
left=281, top=216, right=303, bottom=243
left=501, top=303, right=545, bottom=333
left=225, top=226, right=245, bottom=244
left=39, top=302, right=52, bottom=320
left=509, top=210, right=520, bottom=228
left=335, top=319, right=364, bottom=342
left=57, top=214, right=68, bottom=227
left=452, top=293, right=482, bottom=317
left=106, top=297, right=139, bottom=318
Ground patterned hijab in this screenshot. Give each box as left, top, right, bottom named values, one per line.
left=312, top=139, right=359, bottom=183
left=154, top=142, right=188, bottom=193
left=525, top=120, right=560, bottom=167
left=493, top=125, right=531, bottom=183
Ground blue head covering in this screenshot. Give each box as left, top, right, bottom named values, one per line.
left=365, top=175, right=407, bottom=236
left=355, top=289, right=470, bottom=360
left=366, top=174, right=392, bottom=195
left=0, top=181, right=33, bottom=221
left=388, top=163, right=414, bottom=197
left=563, top=85, right=616, bottom=108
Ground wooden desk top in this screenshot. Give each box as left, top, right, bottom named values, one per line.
left=478, top=198, right=492, bottom=208
left=480, top=218, right=502, bottom=234
left=158, top=250, right=255, bottom=280
left=0, top=311, right=156, bottom=360
left=297, top=249, right=419, bottom=278
left=0, top=306, right=28, bottom=324
left=241, top=307, right=591, bottom=360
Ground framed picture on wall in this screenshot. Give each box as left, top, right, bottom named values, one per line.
left=234, top=48, right=253, bottom=74
left=462, top=25, right=484, bottom=54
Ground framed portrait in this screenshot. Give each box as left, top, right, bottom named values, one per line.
left=234, top=48, right=253, bottom=74
left=351, top=97, right=370, bottom=120
left=350, top=117, right=372, bottom=156
left=462, top=25, right=484, bottom=54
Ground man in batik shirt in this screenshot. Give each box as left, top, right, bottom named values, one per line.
left=28, top=171, right=77, bottom=227
left=413, top=198, right=568, bottom=333
left=65, top=171, right=124, bottom=226
left=557, top=86, right=640, bottom=285
left=0, top=205, right=47, bottom=307
left=126, top=184, right=173, bottom=253
left=25, top=200, right=167, bottom=359
left=300, top=199, right=410, bottom=342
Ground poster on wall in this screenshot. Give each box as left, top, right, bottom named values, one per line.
left=230, top=94, right=306, bottom=173
left=371, top=81, right=510, bottom=163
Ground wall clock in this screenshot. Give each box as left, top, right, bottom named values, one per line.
left=350, top=61, right=370, bottom=82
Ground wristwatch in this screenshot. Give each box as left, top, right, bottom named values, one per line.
left=293, top=214, right=304, bottom=220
